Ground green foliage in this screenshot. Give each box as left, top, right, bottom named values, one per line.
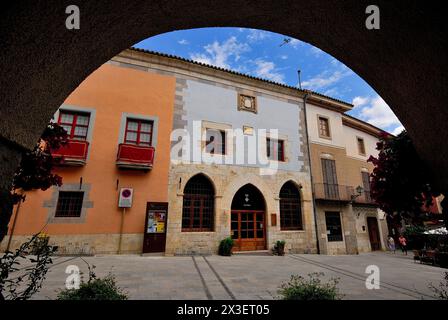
left=30, top=232, right=50, bottom=255
left=368, top=131, right=440, bottom=220
left=430, top=272, right=448, bottom=300
left=57, top=264, right=128, bottom=300
left=278, top=272, right=342, bottom=300
left=403, top=226, right=448, bottom=251
left=403, top=225, right=426, bottom=249
left=403, top=225, right=426, bottom=237
left=0, top=233, right=57, bottom=300
left=273, top=240, right=286, bottom=256
left=218, top=237, right=234, bottom=256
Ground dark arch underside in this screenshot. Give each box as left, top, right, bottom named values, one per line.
left=0, top=1, right=447, bottom=193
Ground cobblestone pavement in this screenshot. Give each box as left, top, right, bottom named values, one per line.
left=32, top=251, right=446, bottom=300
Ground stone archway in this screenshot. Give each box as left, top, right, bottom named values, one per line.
left=230, top=184, right=267, bottom=251
left=1, top=1, right=447, bottom=194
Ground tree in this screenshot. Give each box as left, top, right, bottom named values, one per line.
left=368, top=130, right=446, bottom=228
left=0, top=122, right=68, bottom=242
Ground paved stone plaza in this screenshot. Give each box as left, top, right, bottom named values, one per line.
left=33, top=252, right=446, bottom=300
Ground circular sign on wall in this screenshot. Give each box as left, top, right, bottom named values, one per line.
left=118, top=187, right=133, bottom=208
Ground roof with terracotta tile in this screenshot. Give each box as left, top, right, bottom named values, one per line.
left=129, top=47, right=353, bottom=108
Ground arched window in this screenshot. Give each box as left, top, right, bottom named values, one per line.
left=279, top=181, right=303, bottom=230
left=182, top=174, right=214, bottom=232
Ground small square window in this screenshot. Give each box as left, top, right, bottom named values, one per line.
left=238, top=94, right=257, bottom=113
left=357, top=137, right=366, bottom=155
left=266, top=138, right=285, bottom=161
left=205, top=129, right=226, bottom=155
left=325, top=212, right=343, bottom=242
left=318, top=116, right=331, bottom=139
left=55, top=191, right=84, bottom=218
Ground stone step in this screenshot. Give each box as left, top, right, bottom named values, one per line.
left=233, top=250, right=272, bottom=256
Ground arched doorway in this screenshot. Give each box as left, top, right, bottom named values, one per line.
left=231, top=184, right=266, bottom=251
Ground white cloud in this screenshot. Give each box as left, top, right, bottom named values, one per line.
left=310, top=46, right=324, bottom=57
left=323, top=88, right=340, bottom=97
left=178, top=39, right=189, bottom=45
left=352, top=96, right=369, bottom=108
left=280, top=55, right=288, bottom=60
left=330, top=58, right=339, bottom=66
left=353, top=95, right=404, bottom=132
left=190, top=36, right=250, bottom=69
left=289, top=38, right=302, bottom=49
left=253, top=59, right=285, bottom=83
left=247, top=29, right=270, bottom=42
left=302, top=69, right=352, bottom=91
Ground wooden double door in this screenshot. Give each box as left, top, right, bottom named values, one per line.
left=231, top=210, right=266, bottom=251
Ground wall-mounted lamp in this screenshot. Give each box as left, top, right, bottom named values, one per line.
left=351, top=185, right=364, bottom=200
left=351, top=185, right=365, bottom=218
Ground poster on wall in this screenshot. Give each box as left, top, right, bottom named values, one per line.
left=146, top=211, right=166, bottom=233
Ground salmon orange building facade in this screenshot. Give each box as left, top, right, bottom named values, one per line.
left=1, top=63, right=175, bottom=254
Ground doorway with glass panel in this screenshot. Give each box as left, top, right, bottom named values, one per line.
left=230, top=184, right=266, bottom=251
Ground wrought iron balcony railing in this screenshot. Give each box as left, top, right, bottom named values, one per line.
left=314, top=183, right=376, bottom=204
left=314, top=183, right=354, bottom=202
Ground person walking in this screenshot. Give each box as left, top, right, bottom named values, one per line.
left=399, top=234, right=408, bottom=255
left=387, top=236, right=396, bottom=253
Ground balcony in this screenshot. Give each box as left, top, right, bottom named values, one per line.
left=51, top=140, right=89, bottom=166
left=116, top=143, right=155, bottom=170
left=314, top=183, right=376, bottom=205
left=354, top=191, right=375, bottom=205
left=314, top=183, right=354, bottom=202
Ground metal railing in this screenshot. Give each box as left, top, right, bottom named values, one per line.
left=314, top=183, right=354, bottom=202
left=354, top=191, right=374, bottom=204
left=314, top=183, right=376, bottom=204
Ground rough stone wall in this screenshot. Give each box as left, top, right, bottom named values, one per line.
left=354, top=206, right=387, bottom=253
left=1, top=233, right=143, bottom=255
left=343, top=204, right=359, bottom=254
left=165, top=163, right=316, bottom=255
left=316, top=203, right=387, bottom=255
left=315, top=202, right=351, bottom=255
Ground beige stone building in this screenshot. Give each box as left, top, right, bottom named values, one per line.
left=306, top=100, right=388, bottom=254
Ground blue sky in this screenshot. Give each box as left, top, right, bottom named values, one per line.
left=134, top=28, right=404, bottom=135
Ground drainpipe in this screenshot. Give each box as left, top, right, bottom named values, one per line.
left=301, top=92, right=321, bottom=254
